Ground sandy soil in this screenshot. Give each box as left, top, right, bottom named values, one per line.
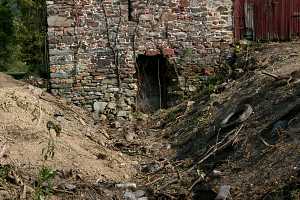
left=0, top=73, right=135, bottom=182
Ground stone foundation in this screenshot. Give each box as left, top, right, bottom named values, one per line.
left=47, top=0, right=233, bottom=120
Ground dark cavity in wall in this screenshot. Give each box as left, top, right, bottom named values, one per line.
left=136, top=55, right=178, bottom=113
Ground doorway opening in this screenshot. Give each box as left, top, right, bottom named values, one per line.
left=136, top=55, right=178, bottom=113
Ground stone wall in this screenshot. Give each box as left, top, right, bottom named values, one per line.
left=47, top=0, right=233, bottom=120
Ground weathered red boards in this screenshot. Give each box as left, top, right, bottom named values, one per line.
left=234, top=0, right=300, bottom=41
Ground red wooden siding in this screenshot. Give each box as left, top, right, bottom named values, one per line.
left=234, top=0, right=300, bottom=41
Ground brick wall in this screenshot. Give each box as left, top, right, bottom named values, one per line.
left=47, top=0, right=233, bottom=120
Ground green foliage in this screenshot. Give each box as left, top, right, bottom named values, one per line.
left=291, top=188, right=300, bottom=200
left=0, top=165, right=12, bottom=181
left=199, top=75, right=224, bottom=96
left=0, top=1, right=18, bottom=71
left=0, top=0, right=47, bottom=76
left=34, top=166, right=56, bottom=200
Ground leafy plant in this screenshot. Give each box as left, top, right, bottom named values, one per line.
left=291, top=188, right=300, bottom=200
left=0, top=165, right=12, bottom=181
left=34, top=166, right=56, bottom=200
left=199, top=74, right=224, bottom=96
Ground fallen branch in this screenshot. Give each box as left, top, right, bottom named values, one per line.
left=158, top=179, right=178, bottom=191
left=187, top=125, right=244, bottom=172
left=261, top=71, right=289, bottom=80
left=145, top=175, right=165, bottom=186
left=53, top=188, right=75, bottom=194
left=188, top=174, right=205, bottom=191
left=258, top=135, right=271, bottom=147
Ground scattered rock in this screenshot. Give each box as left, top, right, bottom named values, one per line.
left=221, top=104, right=253, bottom=128
left=141, top=162, right=160, bottom=173
left=113, top=121, right=121, bottom=129
left=212, top=170, right=223, bottom=177
left=64, top=183, right=77, bottom=191
left=137, top=197, right=148, bottom=200
left=99, top=114, right=107, bottom=121
left=94, top=101, right=107, bottom=114
left=124, top=191, right=137, bottom=200
left=123, top=190, right=147, bottom=200
left=215, top=185, right=231, bottom=200
left=125, top=131, right=137, bottom=142
left=115, top=183, right=137, bottom=189
left=133, top=190, right=146, bottom=198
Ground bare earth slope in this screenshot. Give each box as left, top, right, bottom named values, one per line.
left=137, top=42, right=300, bottom=200
left=0, top=73, right=134, bottom=184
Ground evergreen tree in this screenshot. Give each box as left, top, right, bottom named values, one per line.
left=0, top=0, right=47, bottom=76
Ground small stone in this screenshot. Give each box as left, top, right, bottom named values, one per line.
left=125, top=132, right=137, bottom=142
left=134, top=190, right=145, bottom=198
left=65, top=183, right=77, bottom=191
left=188, top=85, right=197, bottom=92
left=137, top=197, right=148, bottom=200
left=107, top=102, right=117, bottom=110
left=93, top=101, right=107, bottom=114
left=99, top=114, right=107, bottom=121
left=113, top=121, right=121, bottom=128
left=212, top=170, right=223, bottom=177
left=136, top=113, right=149, bottom=121
left=124, top=191, right=136, bottom=200
left=115, top=182, right=137, bottom=189
left=117, top=111, right=127, bottom=117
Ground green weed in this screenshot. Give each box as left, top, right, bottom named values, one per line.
left=34, top=166, right=56, bottom=200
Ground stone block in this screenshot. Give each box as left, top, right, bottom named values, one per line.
left=93, top=101, right=107, bottom=113
left=48, top=16, right=73, bottom=27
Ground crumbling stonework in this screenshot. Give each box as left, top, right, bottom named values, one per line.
left=47, top=0, right=233, bottom=120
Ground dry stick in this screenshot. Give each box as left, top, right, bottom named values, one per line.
left=187, top=125, right=244, bottom=172
left=158, top=179, right=178, bottom=191
left=188, top=175, right=205, bottom=191
left=261, top=70, right=290, bottom=80
left=145, top=175, right=165, bottom=186
left=53, top=188, right=74, bottom=194
left=258, top=135, right=271, bottom=147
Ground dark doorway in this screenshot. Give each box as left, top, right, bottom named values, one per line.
left=136, top=55, right=176, bottom=113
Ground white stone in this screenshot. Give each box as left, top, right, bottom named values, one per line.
left=93, top=101, right=107, bottom=114
left=107, top=102, right=117, bottom=110
left=188, top=85, right=197, bottom=92
left=117, top=111, right=127, bottom=117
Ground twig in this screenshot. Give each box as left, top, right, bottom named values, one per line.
left=258, top=135, right=271, bottom=147
left=53, top=188, right=75, bottom=194
left=187, top=125, right=244, bottom=172
left=188, top=174, right=205, bottom=191
left=158, top=179, right=178, bottom=191
left=145, top=175, right=165, bottom=186
left=261, top=70, right=289, bottom=80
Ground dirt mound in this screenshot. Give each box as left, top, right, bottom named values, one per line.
left=140, top=43, right=300, bottom=200
left=0, top=73, right=134, bottom=182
